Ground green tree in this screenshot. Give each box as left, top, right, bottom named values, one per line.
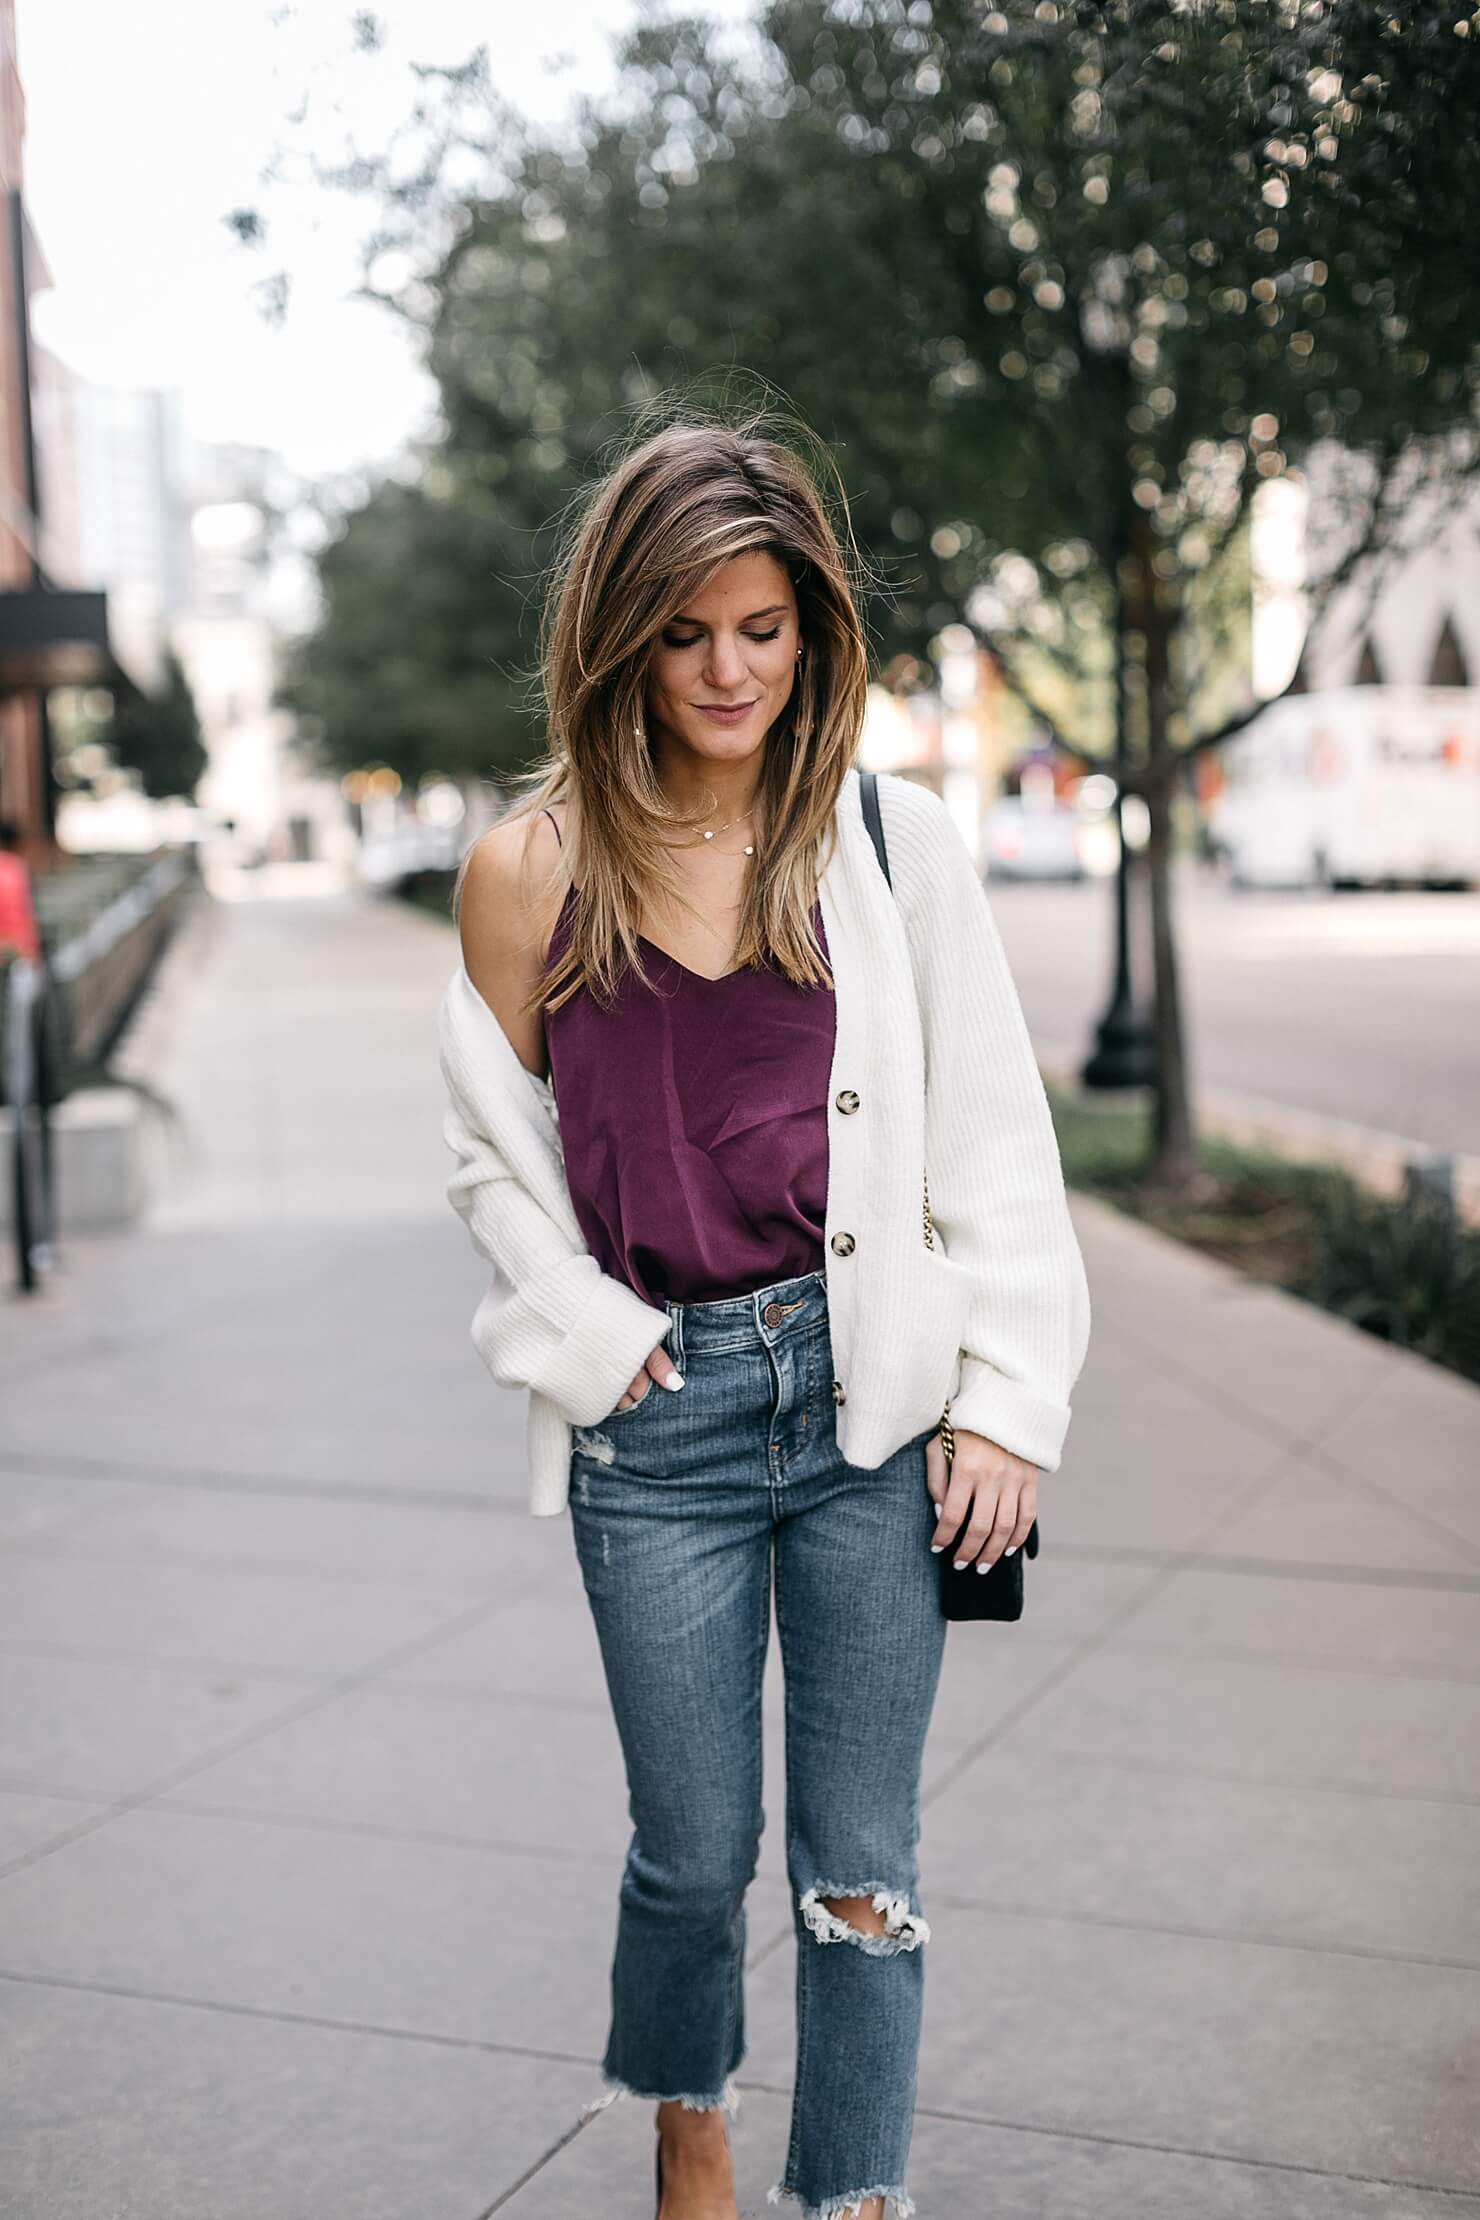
left=278, top=464, right=556, bottom=786
left=270, top=1, right=1480, bottom=1191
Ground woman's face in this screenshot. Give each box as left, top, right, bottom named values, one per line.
left=644, top=550, right=800, bottom=776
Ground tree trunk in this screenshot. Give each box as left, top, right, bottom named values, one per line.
left=1142, top=763, right=1202, bottom=1196
left=1129, top=514, right=1209, bottom=1202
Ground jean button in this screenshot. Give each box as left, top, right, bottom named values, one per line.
left=762, top=1301, right=786, bottom=1327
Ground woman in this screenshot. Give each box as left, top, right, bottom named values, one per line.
left=438, top=411, right=1091, bottom=2220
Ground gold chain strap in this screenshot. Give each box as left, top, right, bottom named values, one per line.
left=922, top=1169, right=956, bottom=1465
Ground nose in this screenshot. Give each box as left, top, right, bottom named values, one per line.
left=702, top=634, right=754, bottom=691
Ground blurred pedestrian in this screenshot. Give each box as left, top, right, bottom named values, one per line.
left=438, top=413, right=1091, bottom=2220
left=0, top=819, right=41, bottom=964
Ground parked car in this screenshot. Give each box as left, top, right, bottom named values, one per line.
left=980, top=795, right=1087, bottom=881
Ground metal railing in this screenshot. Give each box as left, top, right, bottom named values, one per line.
left=4, top=845, right=198, bottom=1290
left=46, top=847, right=195, bottom=1084
left=3, top=955, right=58, bottom=1291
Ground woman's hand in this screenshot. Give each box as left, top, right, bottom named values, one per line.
left=609, top=1341, right=685, bottom=1414
left=924, top=1424, right=1039, bottom=1571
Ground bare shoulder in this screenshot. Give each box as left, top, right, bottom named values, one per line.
left=457, top=805, right=564, bottom=1078
left=458, top=805, right=561, bottom=938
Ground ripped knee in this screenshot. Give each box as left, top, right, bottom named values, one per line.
left=799, top=1882, right=930, bottom=1955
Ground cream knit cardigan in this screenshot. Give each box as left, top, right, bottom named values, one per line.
left=438, top=764, right=1091, bottom=1517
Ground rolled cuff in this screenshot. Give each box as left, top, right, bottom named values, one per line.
left=471, top=1263, right=673, bottom=1428
left=946, top=1354, right=1073, bottom=1474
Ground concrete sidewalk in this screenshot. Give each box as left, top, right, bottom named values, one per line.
left=2, top=885, right=1477, bottom=2219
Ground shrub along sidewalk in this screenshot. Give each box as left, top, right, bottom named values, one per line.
left=1047, top=1081, right=1480, bottom=1388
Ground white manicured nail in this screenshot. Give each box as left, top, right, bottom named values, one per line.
left=1004, top=1545, right=1017, bottom=1557
left=663, top=1370, right=684, bottom=1390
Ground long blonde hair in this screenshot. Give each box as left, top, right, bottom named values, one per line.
left=454, top=392, right=875, bottom=1016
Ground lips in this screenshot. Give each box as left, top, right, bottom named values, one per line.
left=695, top=701, right=758, bottom=721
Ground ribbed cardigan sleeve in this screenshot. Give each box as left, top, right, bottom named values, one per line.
left=440, top=1041, right=675, bottom=1430
left=882, top=775, right=1092, bottom=1471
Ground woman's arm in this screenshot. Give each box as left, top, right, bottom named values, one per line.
left=440, top=814, right=675, bottom=1426
left=441, top=1092, right=677, bottom=1424
left=880, top=773, right=1092, bottom=1474
left=457, top=810, right=561, bottom=1082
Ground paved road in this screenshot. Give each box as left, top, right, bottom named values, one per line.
left=990, top=859, right=1480, bottom=1159
left=2, top=883, right=1478, bottom=2217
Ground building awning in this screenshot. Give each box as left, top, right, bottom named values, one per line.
left=0, top=586, right=145, bottom=698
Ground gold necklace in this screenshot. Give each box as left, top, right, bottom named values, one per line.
left=679, top=804, right=755, bottom=855
left=683, top=812, right=754, bottom=852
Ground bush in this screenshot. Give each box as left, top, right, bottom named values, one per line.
left=396, top=868, right=458, bottom=922
left=1297, top=1179, right=1480, bottom=1380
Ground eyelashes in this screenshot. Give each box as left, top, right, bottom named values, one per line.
left=665, top=626, right=783, bottom=648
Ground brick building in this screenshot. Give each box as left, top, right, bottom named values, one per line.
left=0, top=0, right=123, bottom=861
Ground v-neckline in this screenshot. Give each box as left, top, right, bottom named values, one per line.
left=635, top=930, right=745, bottom=986
left=545, top=815, right=747, bottom=983
left=549, top=877, right=825, bottom=988
left=635, top=900, right=828, bottom=986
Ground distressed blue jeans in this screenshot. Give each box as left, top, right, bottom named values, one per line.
left=568, top=1268, right=946, bottom=2220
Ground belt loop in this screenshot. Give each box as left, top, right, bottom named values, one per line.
left=667, top=1296, right=684, bottom=1370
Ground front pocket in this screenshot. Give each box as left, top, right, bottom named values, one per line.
left=600, top=1376, right=668, bottom=1423
left=896, top=1240, right=973, bottom=1415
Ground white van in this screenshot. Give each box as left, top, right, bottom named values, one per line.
left=1211, top=685, right=1480, bottom=889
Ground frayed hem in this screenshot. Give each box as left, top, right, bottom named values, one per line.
left=767, top=2178, right=915, bottom=2219
left=798, top=1883, right=930, bottom=1955
left=580, top=2069, right=741, bottom=2121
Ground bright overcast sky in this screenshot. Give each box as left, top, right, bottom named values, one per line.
left=18, top=0, right=751, bottom=482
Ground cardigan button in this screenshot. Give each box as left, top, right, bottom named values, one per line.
left=829, top=1230, right=856, bottom=1257
left=832, top=1379, right=847, bottom=1405
left=834, top=1088, right=860, bottom=1114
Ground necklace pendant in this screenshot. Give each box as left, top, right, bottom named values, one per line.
left=743, top=843, right=754, bottom=855
left=703, top=828, right=714, bottom=840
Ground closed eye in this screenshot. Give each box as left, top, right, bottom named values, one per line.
left=666, top=626, right=783, bottom=647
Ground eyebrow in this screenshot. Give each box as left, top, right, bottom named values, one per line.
left=668, top=603, right=790, bottom=626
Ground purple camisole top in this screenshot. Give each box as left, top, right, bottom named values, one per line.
left=540, top=808, right=837, bottom=1306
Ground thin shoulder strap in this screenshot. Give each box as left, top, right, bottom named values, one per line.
left=858, top=769, right=891, bottom=889
left=539, top=803, right=563, bottom=849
